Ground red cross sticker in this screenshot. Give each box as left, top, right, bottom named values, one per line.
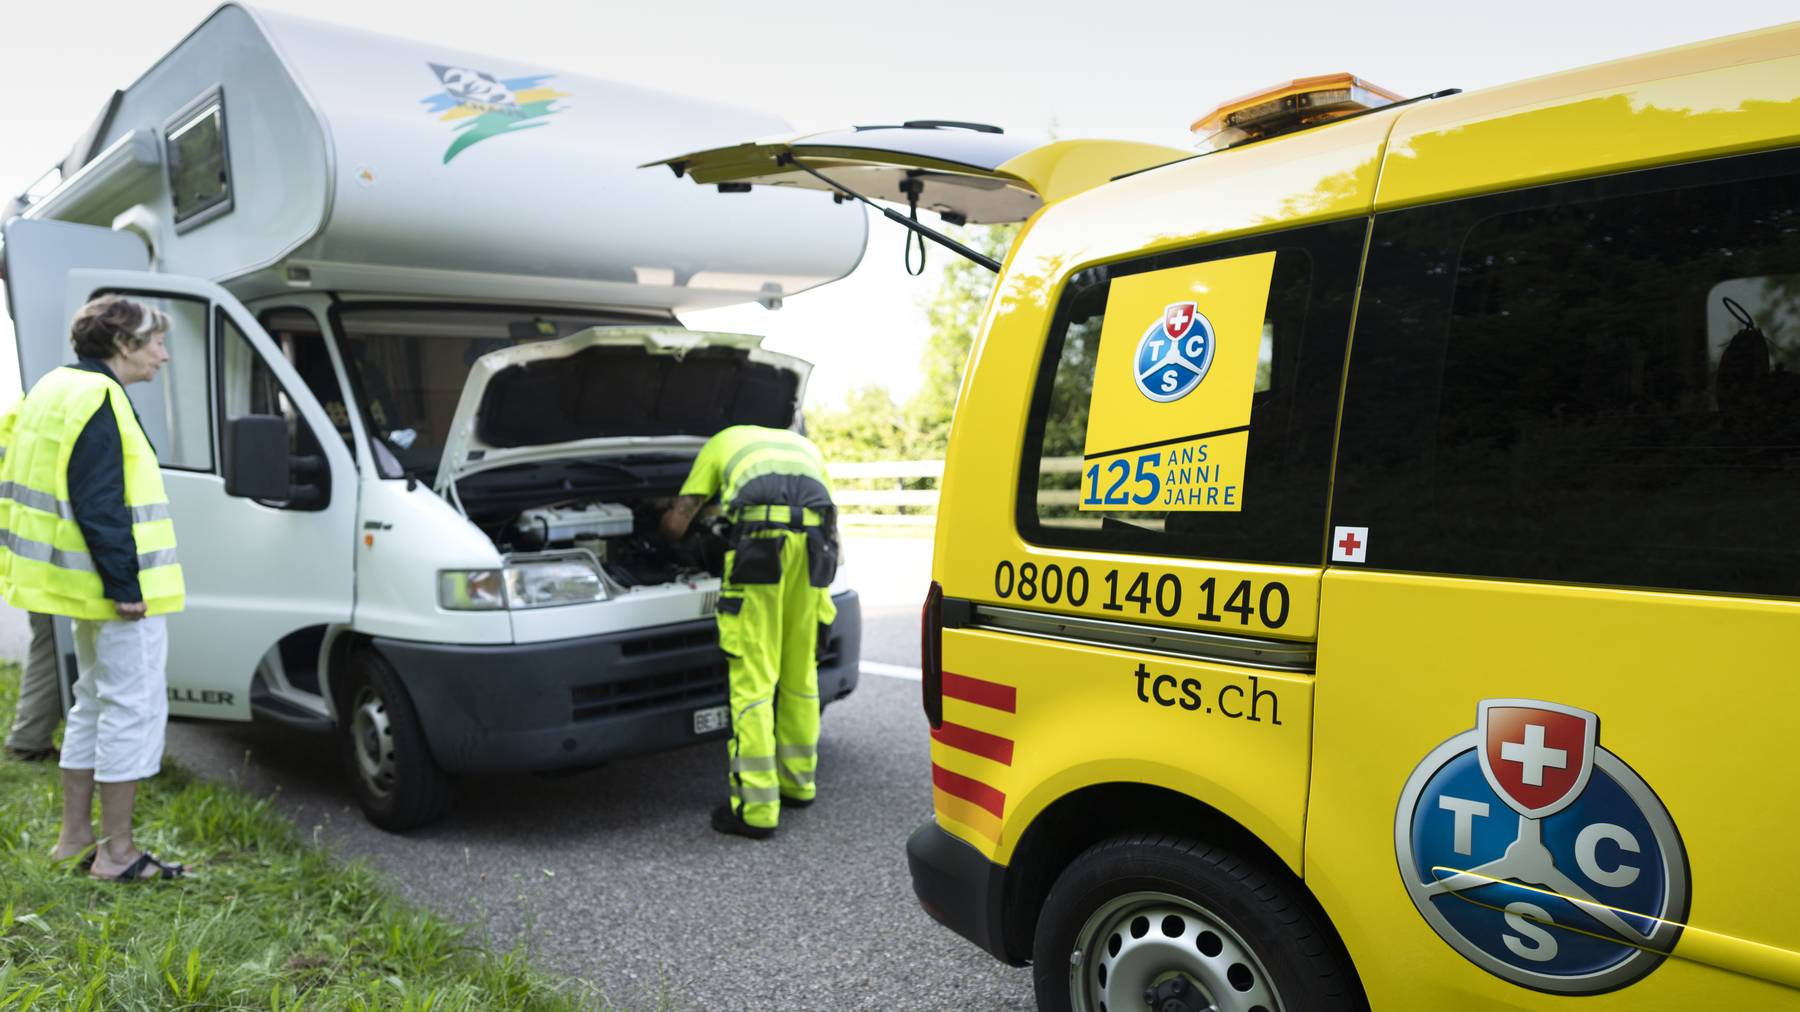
left=1332, top=526, right=1368, bottom=563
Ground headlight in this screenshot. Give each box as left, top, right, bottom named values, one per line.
left=506, top=558, right=606, bottom=608
left=439, top=569, right=506, bottom=610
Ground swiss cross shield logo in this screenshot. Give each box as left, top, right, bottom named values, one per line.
left=1476, top=699, right=1597, bottom=819
left=1163, top=302, right=1197, bottom=340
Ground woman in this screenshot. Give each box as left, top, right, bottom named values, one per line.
left=0, top=294, right=188, bottom=881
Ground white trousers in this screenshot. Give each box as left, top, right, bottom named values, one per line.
left=59, top=616, right=168, bottom=783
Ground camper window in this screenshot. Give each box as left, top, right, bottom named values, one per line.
left=165, top=87, right=232, bottom=231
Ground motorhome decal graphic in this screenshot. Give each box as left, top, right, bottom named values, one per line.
left=420, top=63, right=570, bottom=163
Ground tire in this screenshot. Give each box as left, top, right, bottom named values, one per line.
left=1032, top=834, right=1365, bottom=1012
left=337, top=649, right=453, bottom=831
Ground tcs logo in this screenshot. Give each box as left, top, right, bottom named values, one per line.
left=1133, top=302, right=1215, bottom=403
left=1395, top=700, right=1689, bottom=994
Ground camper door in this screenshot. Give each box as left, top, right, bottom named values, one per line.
left=62, top=268, right=356, bottom=721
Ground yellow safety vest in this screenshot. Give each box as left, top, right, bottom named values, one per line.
left=0, top=367, right=184, bottom=619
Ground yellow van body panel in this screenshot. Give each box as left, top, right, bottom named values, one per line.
left=1308, top=571, right=1800, bottom=1006
left=934, top=628, right=1313, bottom=870
left=992, top=139, right=1191, bottom=207
left=1379, top=22, right=1800, bottom=209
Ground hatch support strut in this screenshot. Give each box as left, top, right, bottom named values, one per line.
left=775, top=154, right=1001, bottom=274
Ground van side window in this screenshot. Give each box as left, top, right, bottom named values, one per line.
left=216, top=314, right=331, bottom=510
left=259, top=308, right=357, bottom=456
left=1019, top=219, right=1365, bottom=565
left=1333, top=148, right=1800, bottom=597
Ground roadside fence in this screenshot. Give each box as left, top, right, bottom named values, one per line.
left=829, top=458, right=1082, bottom=528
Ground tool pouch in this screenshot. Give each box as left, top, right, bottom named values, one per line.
left=727, top=535, right=783, bottom=585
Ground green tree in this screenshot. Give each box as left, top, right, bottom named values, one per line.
left=806, top=383, right=917, bottom=463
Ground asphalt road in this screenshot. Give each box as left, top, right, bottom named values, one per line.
left=149, top=534, right=1039, bottom=1011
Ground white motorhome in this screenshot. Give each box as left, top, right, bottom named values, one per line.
left=0, top=4, right=866, bottom=829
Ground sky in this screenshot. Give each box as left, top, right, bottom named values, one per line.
left=1, top=0, right=1795, bottom=406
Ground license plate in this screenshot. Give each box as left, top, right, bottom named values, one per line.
left=693, top=705, right=730, bottom=735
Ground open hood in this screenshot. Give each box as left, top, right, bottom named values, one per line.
left=646, top=122, right=1191, bottom=226
left=435, top=327, right=812, bottom=492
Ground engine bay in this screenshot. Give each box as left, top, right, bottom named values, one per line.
left=499, top=498, right=721, bottom=589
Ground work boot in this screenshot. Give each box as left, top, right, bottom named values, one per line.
left=780, top=793, right=814, bottom=809
left=711, top=802, right=775, bottom=840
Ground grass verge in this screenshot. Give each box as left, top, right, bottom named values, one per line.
left=0, top=662, right=613, bottom=1010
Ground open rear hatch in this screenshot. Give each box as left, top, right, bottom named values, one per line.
left=646, top=122, right=1190, bottom=269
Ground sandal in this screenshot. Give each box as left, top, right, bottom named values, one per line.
left=91, top=850, right=188, bottom=882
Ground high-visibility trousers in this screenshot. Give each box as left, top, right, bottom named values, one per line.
left=716, top=528, right=837, bottom=829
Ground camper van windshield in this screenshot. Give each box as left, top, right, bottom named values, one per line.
left=333, top=306, right=666, bottom=478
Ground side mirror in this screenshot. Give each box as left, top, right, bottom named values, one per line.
left=224, top=415, right=290, bottom=500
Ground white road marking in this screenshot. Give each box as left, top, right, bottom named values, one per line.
left=861, top=661, right=921, bottom=681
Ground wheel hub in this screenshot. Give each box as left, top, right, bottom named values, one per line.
left=1144, top=975, right=1205, bottom=1012
left=351, top=686, right=396, bottom=798
left=1070, top=890, right=1282, bottom=1012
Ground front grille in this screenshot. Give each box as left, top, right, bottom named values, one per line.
left=570, top=663, right=726, bottom=722
left=619, top=627, right=717, bottom=657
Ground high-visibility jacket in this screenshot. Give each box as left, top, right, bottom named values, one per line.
left=679, top=425, right=839, bottom=587
left=0, top=366, right=183, bottom=619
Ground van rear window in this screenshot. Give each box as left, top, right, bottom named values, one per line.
left=1018, top=219, right=1365, bottom=565
left=1333, top=146, right=1800, bottom=598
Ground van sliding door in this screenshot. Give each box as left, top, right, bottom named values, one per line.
left=1310, top=148, right=1800, bottom=1005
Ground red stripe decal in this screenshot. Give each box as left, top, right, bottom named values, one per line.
left=932, top=763, right=1006, bottom=819
left=942, top=671, right=1016, bottom=713
left=932, top=721, right=1015, bottom=766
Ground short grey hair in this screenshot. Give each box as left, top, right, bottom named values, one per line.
left=69, top=294, right=170, bottom=360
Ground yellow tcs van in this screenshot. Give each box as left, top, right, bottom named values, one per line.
left=660, top=22, right=1800, bottom=1011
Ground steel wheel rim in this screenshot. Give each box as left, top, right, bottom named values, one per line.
left=351, top=685, right=396, bottom=798
left=1068, top=890, right=1283, bottom=1012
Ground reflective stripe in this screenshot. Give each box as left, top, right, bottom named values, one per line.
left=2, top=529, right=97, bottom=572
left=0, top=481, right=73, bottom=520
left=730, top=755, right=777, bottom=773
left=779, top=767, right=815, bottom=788
left=735, top=697, right=772, bottom=722
left=0, top=530, right=177, bottom=574
left=0, top=480, right=170, bottom=526
left=139, top=548, right=179, bottom=569
left=723, top=440, right=826, bottom=490
left=732, top=785, right=781, bottom=804
left=734, top=505, right=827, bottom=526
left=775, top=744, right=817, bottom=760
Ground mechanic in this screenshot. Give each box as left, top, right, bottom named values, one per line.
left=661, top=424, right=838, bottom=840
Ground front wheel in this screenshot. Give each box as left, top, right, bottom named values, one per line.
left=337, top=650, right=453, bottom=831
left=1033, top=834, right=1365, bottom=1012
